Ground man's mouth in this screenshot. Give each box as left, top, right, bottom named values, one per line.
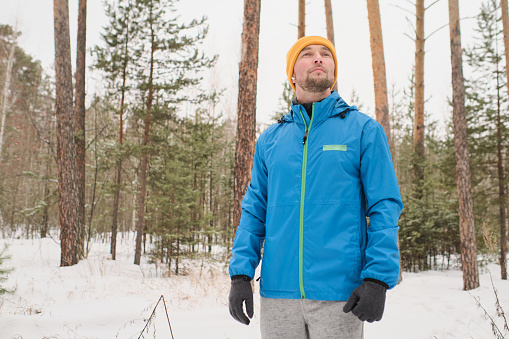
left=310, top=67, right=325, bottom=73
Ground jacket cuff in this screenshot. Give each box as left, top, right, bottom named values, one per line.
left=364, top=278, right=389, bottom=289
left=231, top=275, right=251, bottom=282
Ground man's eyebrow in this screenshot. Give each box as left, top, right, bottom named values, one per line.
left=319, top=46, right=332, bottom=53
left=299, top=46, right=332, bottom=55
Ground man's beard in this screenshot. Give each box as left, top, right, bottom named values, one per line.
left=296, top=73, right=334, bottom=93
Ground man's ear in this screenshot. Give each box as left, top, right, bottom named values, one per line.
left=292, top=73, right=296, bottom=83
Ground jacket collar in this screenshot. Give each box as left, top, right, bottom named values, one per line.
left=286, top=91, right=352, bottom=126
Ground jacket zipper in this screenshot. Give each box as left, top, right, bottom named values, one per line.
left=298, top=104, right=314, bottom=299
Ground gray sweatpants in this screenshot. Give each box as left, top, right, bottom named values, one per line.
left=260, top=297, right=364, bottom=339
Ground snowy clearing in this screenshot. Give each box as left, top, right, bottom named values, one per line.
left=0, top=235, right=507, bottom=339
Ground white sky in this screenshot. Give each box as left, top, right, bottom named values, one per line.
left=0, top=0, right=482, bottom=129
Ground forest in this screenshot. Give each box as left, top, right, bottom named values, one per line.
left=0, top=0, right=508, bottom=295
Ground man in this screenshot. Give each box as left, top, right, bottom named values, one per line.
left=228, top=36, right=403, bottom=338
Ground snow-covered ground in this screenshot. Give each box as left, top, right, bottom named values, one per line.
left=0, top=234, right=507, bottom=339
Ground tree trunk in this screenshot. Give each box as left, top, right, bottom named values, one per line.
left=233, top=0, right=261, bottom=236
left=448, top=0, right=479, bottom=290
left=87, top=104, right=100, bottom=255
left=366, top=0, right=391, bottom=145
left=41, top=147, right=51, bottom=238
left=0, top=37, right=16, bottom=160
left=324, top=0, right=337, bottom=92
left=111, top=8, right=130, bottom=261
left=54, top=0, right=79, bottom=267
left=413, top=0, right=425, bottom=199
left=499, top=0, right=509, bottom=281
left=0, top=35, right=16, bottom=228
left=74, top=0, right=87, bottom=260
left=134, top=4, right=155, bottom=265
left=298, top=0, right=305, bottom=39
left=496, top=95, right=507, bottom=281
left=111, top=158, right=122, bottom=259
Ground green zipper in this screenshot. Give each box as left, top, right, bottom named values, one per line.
left=298, top=104, right=314, bottom=299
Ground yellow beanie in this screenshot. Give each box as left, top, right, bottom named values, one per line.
left=286, top=36, right=338, bottom=92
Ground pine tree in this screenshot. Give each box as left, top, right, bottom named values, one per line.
left=464, top=0, right=508, bottom=280
left=127, top=0, right=215, bottom=265
left=413, top=0, right=425, bottom=199
left=233, top=0, right=261, bottom=235
left=393, top=76, right=460, bottom=272
left=448, top=0, right=480, bottom=290
left=324, top=0, right=337, bottom=92
left=366, top=0, right=391, bottom=144
left=74, top=0, right=87, bottom=260
left=0, top=245, right=12, bottom=295
left=93, top=0, right=140, bottom=260
left=298, top=0, right=305, bottom=39
left=54, top=0, right=79, bottom=266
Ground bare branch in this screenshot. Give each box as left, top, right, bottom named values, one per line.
left=425, top=0, right=441, bottom=11
left=391, top=3, right=416, bottom=17
left=26, top=108, right=57, bottom=164
left=85, top=123, right=109, bottom=151
left=404, top=32, right=415, bottom=41
left=425, top=16, right=476, bottom=40
left=406, top=16, right=417, bottom=35
left=425, top=22, right=449, bottom=40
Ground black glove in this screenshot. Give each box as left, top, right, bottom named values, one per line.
left=229, top=275, right=254, bottom=325
left=343, top=279, right=388, bottom=322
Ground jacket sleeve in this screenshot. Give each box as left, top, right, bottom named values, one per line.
left=359, top=120, right=403, bottom=289
left=228, top=135, right=268, bottom=280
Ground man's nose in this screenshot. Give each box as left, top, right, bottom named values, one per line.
left=313, top=55, right=323, bottom=63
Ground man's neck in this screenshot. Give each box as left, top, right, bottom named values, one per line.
left=295, top=89, right=332, bottom=104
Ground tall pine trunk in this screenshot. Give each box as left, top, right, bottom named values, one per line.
left=134, top=3, right=155, bottom=265
left=496, top=84, right=507, bottom=281
left=499, top=0, right=509, bottom=281
left=0, top=36, right=15, bottom=160
left=74, top=0, right=87, bottom=260
left=233, top=0, right=261, bottom=236
left=324, top=0, right=337, bottom=92
left=0, top=35, right=16, bottom=228
left=413, top=0, right=425, bottom=199
left=366, top=0, right=391, bottom=145
left=448, top=0, right=479, bottom=290
left=298, top=0, right=305, bottom=39
left=54, top=0, right=79, bottom=266
left=111, top=6, right=131, bottom=261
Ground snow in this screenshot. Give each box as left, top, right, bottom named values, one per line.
left=0, top=235, right=508, bottom=339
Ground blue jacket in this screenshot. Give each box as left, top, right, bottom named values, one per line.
left=229, top=92, right=403, bottom=301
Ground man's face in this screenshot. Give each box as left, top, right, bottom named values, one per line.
left=292, top=44, right=335, bottom=94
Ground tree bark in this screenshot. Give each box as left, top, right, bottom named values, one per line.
left=41, top=147, right=51, bottom=238
left=111, top=5, right=130, bottom=261
left=0, top=37, right=16, bottom=160
left=413, top=0, right=425, bottom=199
left=324, top=0, right=337, bottom=92
left=496, top=93, right=507, bottom=281
left=74, top=0, right=87, bottom=260
left=366, top=0, right=391, bottom=145
left=233, top=0, right=261, bottom=237
left=298, top=0, right=305, bottom=39
left=134, top=3, right=155, bottom=265
left=499, top=0, right=509, bottom=281
left=448, top=0, right=479, bottom=290
left=0, top=34, right=16, bottom=228
left=54, top=0, right=79, bottom=266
